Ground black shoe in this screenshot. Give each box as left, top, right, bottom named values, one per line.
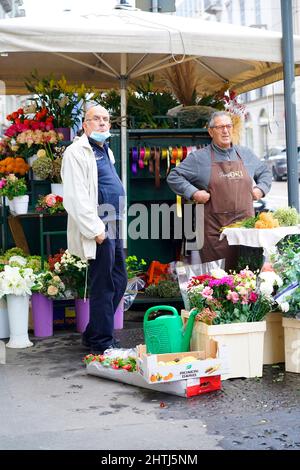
left=81, top=337, right=91, bottom=349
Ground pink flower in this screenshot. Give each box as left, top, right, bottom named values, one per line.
left=45, top=194, right=57, bottom=207
left=0, top=178, right=7, bottom=189
left=226, top=291, right=239, bottom=304
left=249, top=292, right=258, bottom=303
left=201, top=286, right=214, bottom=300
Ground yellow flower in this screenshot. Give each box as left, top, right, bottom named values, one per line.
left=37, top=149, right=46, bottom=158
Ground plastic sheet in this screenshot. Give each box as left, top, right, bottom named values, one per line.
left=124, top=276, right=145, bottom=311
left=175, top=259, right=225, bottom=310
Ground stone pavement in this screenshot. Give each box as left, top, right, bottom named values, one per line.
left=0, top=310, right=300, bottom=451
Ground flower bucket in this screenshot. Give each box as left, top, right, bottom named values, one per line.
left=7, top=198, right=14, bottom=212
left=6, top=294, right=33, bottom=348
left=182, top=310, right=266, bottom=380
left=55, top=128, right=71, bottom=141
left=114, top=298, right=124, bottom=330
left=51, top=183, right=63, bottom=197
left=31, top=293, right=53, bottom=337
left=263, top=312, right=284, bottom=365
left=282, top=317, right=300, bottom=373
left=0, top=297, right=10, bottom=339
left=75, top=298, right=90, bottom=333
left=12, top=194, right=29, bottom=215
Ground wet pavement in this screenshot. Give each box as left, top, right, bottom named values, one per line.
left=0, top=310, right=300, bottom=451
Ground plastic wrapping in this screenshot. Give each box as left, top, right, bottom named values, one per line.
left=102, top=347, right=137, bottom=359
left=124, top=276, right=145, bottom=311
left=175, top=259, right=225, bottom=310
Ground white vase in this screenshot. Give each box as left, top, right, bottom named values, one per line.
left=12, top=195, right=29, bottom=215
left=0, top=297, right=10, bottom=339
left=6, top=294, right=33, bottom=348
left=51, top=183, right=63, bottom=197
left=28, top=155, right=38, bottom=167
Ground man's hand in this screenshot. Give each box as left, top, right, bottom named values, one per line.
left=192, top=190, right=211, bottom=204
left=252, top=187, right=264, bottom=201
left=95, top=232, right=106, bottom=245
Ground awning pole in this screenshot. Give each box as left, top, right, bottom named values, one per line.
left=281, top=0, right=299, bottom=210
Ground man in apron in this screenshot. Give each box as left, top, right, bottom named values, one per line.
left=167, top=111, right=272, bottom=270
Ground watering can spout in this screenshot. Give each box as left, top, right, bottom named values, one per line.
left=181, top=308, right=198, bottom=352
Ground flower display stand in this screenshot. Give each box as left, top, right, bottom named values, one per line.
left=6, top=294, right=33, bottom=348
left=182, top=310, right=266, bottom=380
left=31, top=293, right=53, bottom=337
left=0, top=297, right=10, bottom=339
left=75, top=298, right=89, bottom=333
left=263, top=312, right=284, bottom=365
left=282, top=318, right=300, bottom=373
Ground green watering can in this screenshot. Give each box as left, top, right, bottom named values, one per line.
left=143, top=305, right=198, bottom=354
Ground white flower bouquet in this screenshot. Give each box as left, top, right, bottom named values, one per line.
left=0, top=265, right=36, bottom=297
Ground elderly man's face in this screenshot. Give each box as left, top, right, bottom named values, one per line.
left=83, top=106, right=111, bottom=137
left=208, top=115, right=233, bottom=149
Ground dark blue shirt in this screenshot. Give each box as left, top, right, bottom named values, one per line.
left=89, top=138, right=125, bottom=221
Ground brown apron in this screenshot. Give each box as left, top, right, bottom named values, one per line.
left=200, top=145, right=254, bottom=270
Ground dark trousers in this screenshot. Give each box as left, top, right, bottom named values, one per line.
left=83, top=223, right=127, bottom=351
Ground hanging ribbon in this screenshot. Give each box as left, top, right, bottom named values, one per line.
left=139, top=147, right=145, bottom=169
left=131, top=147, right=138, bottom=175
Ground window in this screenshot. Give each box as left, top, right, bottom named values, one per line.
left=259, top=109, right=269, bottom=156
left=226, top=0, right=233, bottom=23
left=239, top=0, right=245, bottom=25
left=255, top=0, right=261, bottom=25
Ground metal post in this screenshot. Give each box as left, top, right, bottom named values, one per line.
left=281, top=0, right=299, bottom=210
left=120, top=54, right=128, bottom=247
left=152, top=0, right=159, bottom=13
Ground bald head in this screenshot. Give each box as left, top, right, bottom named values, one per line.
left=83, top=105, right=111, bottom=138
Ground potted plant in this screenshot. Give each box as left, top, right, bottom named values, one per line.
left=0, top=265, right=36, bottom=348
left=31, top=145, right=65, bottom=196
left=35, top=193, right=64, bottom=215
left=0, top=174, right=29, bottom=214
left=31, top=271, right=65, bottom=337
left=49, top=250, right=89, bottom=333
left=182, top=267, right=278, bottom=379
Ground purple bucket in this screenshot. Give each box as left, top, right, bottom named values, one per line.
left=114, top=298, right=124, bottom=330
left=55, top=127, right=71, bottom=141
left=75, top=298, right=90, bottom=333
left=31, top=293, right=53, bottom=337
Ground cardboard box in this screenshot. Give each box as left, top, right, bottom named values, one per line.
left=86, top=360, right=221, bottom=398
left=136, top=341, right=229, bottom=384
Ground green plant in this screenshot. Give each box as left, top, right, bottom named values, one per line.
left=125, top=255, right=147, bottom=279
left=273, top=207, right=300, bottom=227
left=145, top=279, right=181, bottom=298
left=95, top=76, right=179, bottom=129
left=25, top=71, right=101, bottom=129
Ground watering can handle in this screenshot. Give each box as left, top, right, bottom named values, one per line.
left=144, top=305, right=179, bottom=324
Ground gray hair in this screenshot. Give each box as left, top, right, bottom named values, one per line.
left=208, top=111, right=232, bottom=128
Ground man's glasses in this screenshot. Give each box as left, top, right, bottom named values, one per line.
left=86, top=116, right=110, bottom=123
left=211, top=124, right=233, bottom=131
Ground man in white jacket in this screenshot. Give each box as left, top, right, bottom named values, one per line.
left=61, top=105, right=127, bottom=354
